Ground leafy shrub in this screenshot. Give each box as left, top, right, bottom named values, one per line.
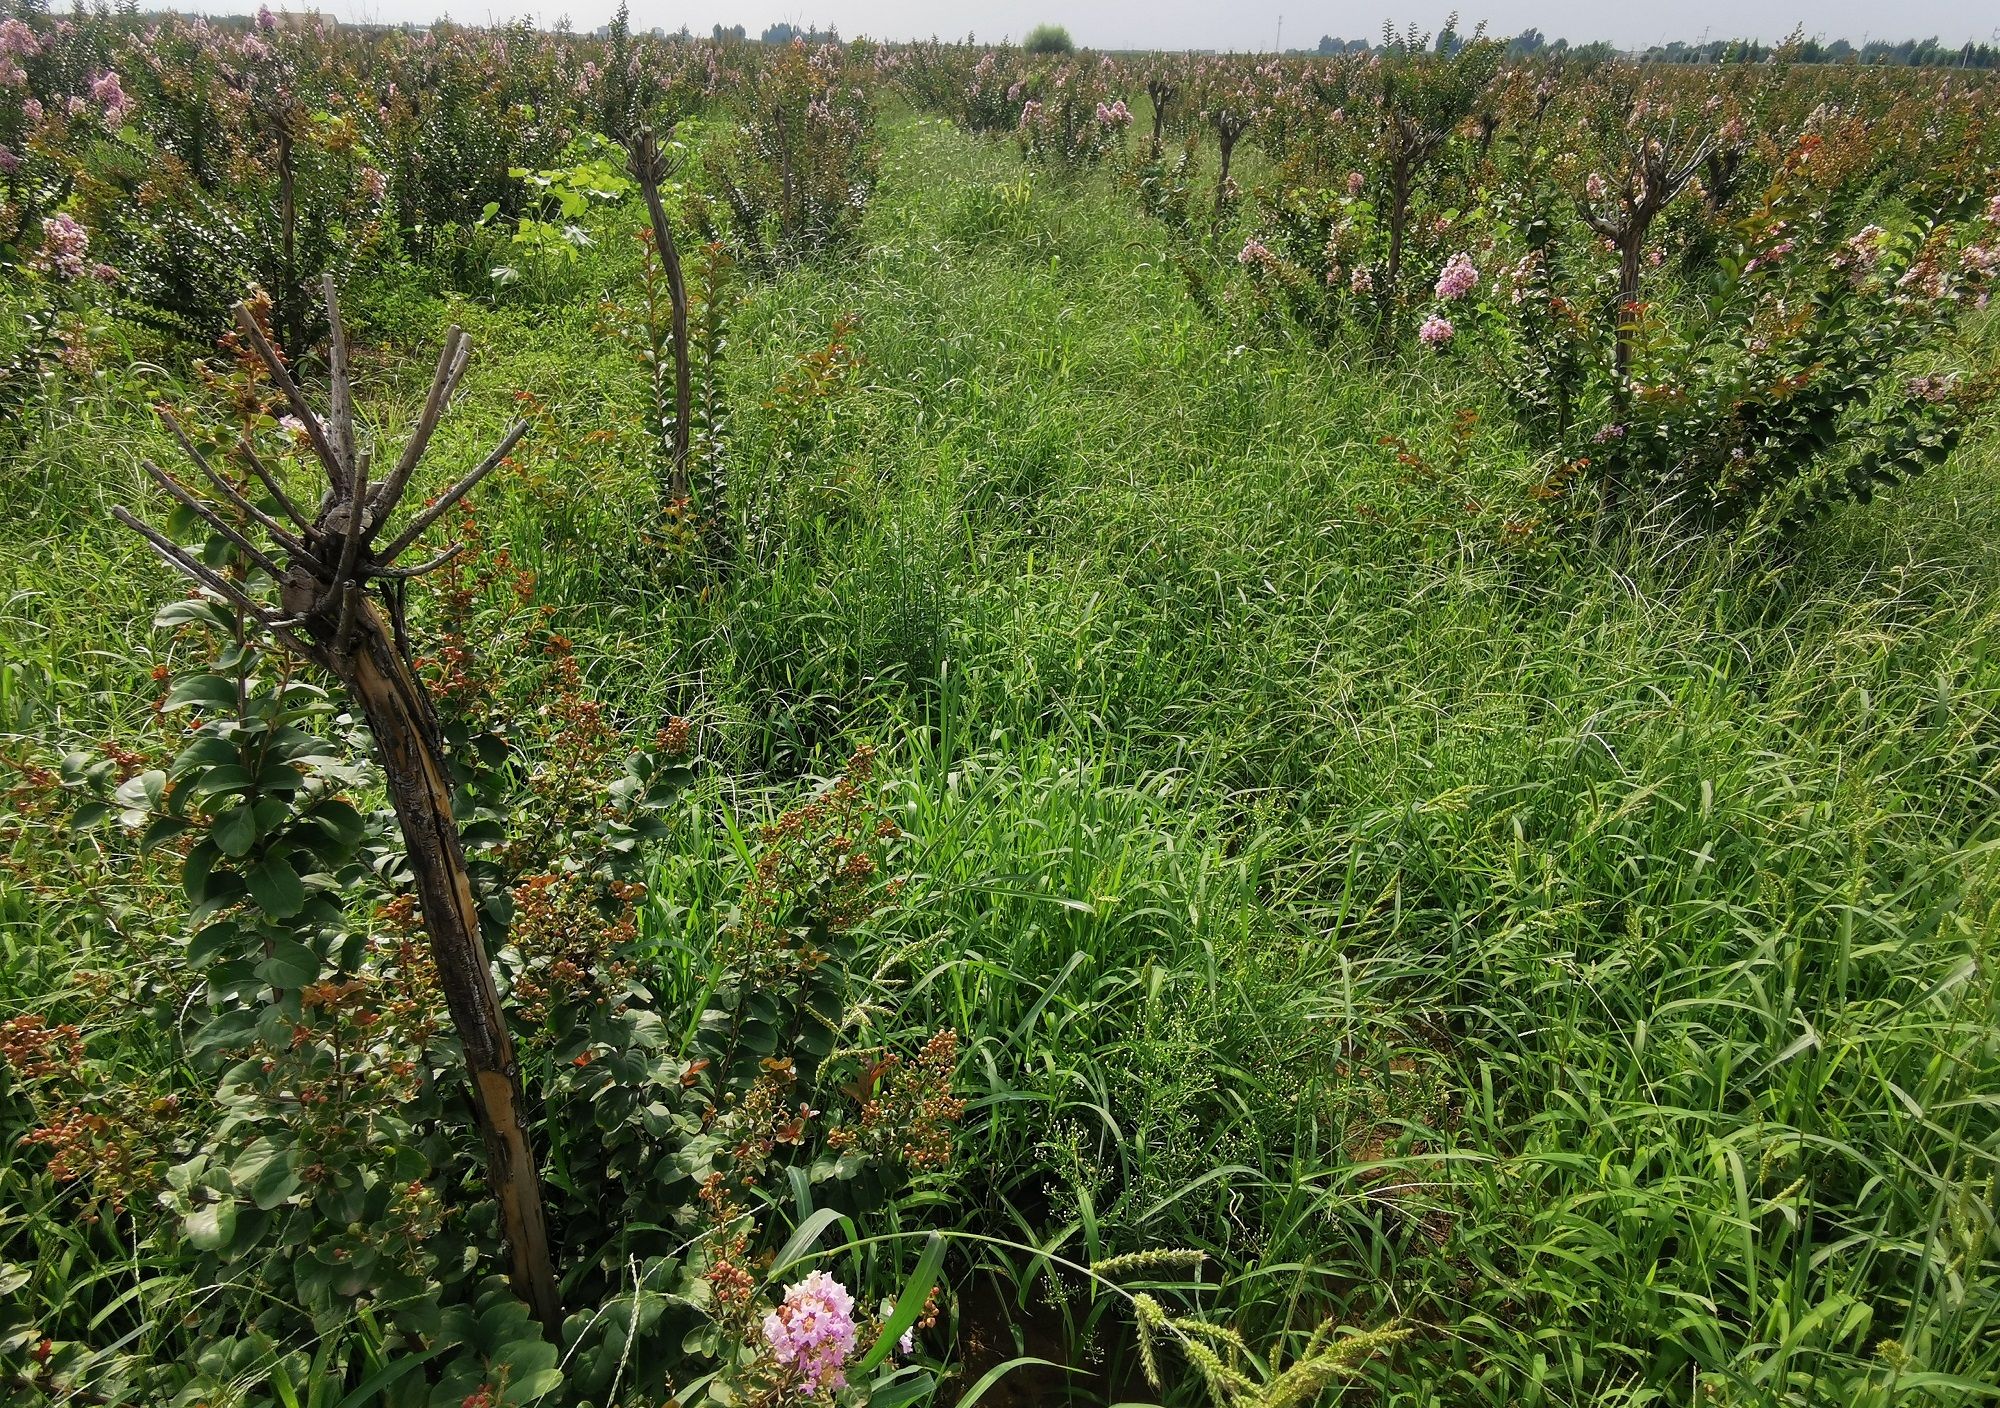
left=1013, top=59, right=1132, bottom=172
left=1022, top=25, right=1075, bottom=57
left=709, top=40, right=878, bottom=269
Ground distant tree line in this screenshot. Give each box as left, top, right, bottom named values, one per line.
left=1305, top=27, right=1999, bottom=68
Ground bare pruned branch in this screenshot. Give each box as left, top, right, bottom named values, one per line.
left=233, top=301, right=348, bottom=496
left=376, top=419, right=529, bottom=564
left=111, top=506, right=329, bottom=667
left=370, top=325, right=467, bottom=531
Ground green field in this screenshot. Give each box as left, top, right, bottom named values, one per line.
left=6, top=94, right=2000, bottom=1406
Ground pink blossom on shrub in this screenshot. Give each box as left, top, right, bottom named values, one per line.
left=0, top=145, right=16, bottom=175
left=37, top=212, right=89, bottom=280
left=1417, top=313, right=1454, bottom=347
left=1237, top=237, right=1273, bottom=267
left=1094, top=99, right=1131, bottom=126
left=23, top=97, right=41, bottom=123
left=762, top=1271, right=858, bottom=1393
left=0, top=18, right=39, bottom=59
left=1987, top=193, right=2000, bottom=224
left=1745, top=239, right=1793, bottom=274
left=1845, top=225, right=1888, bottom=270
left=1434, top=252, right=1478, bottom=301
left=1345, top=170, right=1364, bottom=197
left=1349, top=265, right=1374, bottom=295
left=90, top=70, right=131, bottom=124
left=255, top=4, right=278, bottom=30
left=1585, top=172, right=1608, bottom=202
left=361, top=166, right=387, bottom=202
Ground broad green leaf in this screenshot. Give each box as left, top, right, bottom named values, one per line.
left=212, top=803, right=261, bottom=857
left=164, top=674, right=240, bottom=712
left=248, top=852, right=307, bottom=918
left=184, top=1198, right=238, bottom=1252
left=256, top=937, right=321, bottom=990
left=856, top=1232, right=946, bottom=1374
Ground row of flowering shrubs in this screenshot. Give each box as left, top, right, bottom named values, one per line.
left=891, top=34, right=2000, bottom=543
left=0, top=8, right=885, bottom=384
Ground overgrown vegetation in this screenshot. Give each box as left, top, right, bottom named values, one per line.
left=3, top=13, right=2000, bottom=1408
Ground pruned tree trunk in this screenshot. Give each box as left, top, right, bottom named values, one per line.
left=1214, top=111, right=1249, bottom=212
left=339, top=596, right=559, bottom=1334
left=114, top=280, right=561, bottom=1335
left=628, top=127, right=693, bottom=501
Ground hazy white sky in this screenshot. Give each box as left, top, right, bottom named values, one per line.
left=278, top=0, right=2000, bottom=53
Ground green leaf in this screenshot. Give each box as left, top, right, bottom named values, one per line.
left=865, top=1370, right=938, bottom=1408
left=141, top=814, right=193, bottom=855
left=184, top=1198, right=239, bottom=1252
left=256, top=937, right=322, bottom=990
left=164, top=674, right=240, bottom=712
left=248, top=852, right=307, bottom=918
left=230, top=1136, right=303, bottom=1210
left=955, top=1357, right=1072, bottom=1406
left=212, top=803, right=261, bottom=858
left=770, top=1208, right=854, bottom=1280
left=188, top=920, right=247, bottom=967
left=309, top=799, right=367, bottom=849
left=855, top=1232, right=946, bottom=1374
left=331, top=1342, right=453, bottom=1408
left=70, top=800, right=111, bottom=831
left=170, top=733, right=239, bottom=779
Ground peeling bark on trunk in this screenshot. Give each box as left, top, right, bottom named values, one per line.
left=335, top=597, right=561, bottom=1335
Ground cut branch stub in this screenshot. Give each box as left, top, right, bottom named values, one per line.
left=114, top=282, right=560, bottom=1336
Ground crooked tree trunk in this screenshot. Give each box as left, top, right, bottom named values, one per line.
left=632, top=130, right=693, bottom=501
left=325, top=588, right=562, bottom=1334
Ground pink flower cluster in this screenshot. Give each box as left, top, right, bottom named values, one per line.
left=1349, top=265, right=1374, bottom=295
left=1585, top=172, right=1608, bottom=203
left=1095, top=99, right=1131, bottom=126
left=0, top=18, right=38, bottom=55
left=1434, top=252, right=1478, bottom=301
left=1345, top=170, right=1364, bottom=197
left=1237, top=237, right=1273, bottom=267
left=85, top=70, right=131, bottom=125
left=1825, top=223, right=1879, bottom=275
left=1417, top=313, right=1454, bottom=347
left=1988, top=193, right=2000, bottom=225
left=37, top=212, right=89, bottom=281
left=762, top=1271, right=858, bottom=1394
left=0, top=16, right=37, bottom=85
